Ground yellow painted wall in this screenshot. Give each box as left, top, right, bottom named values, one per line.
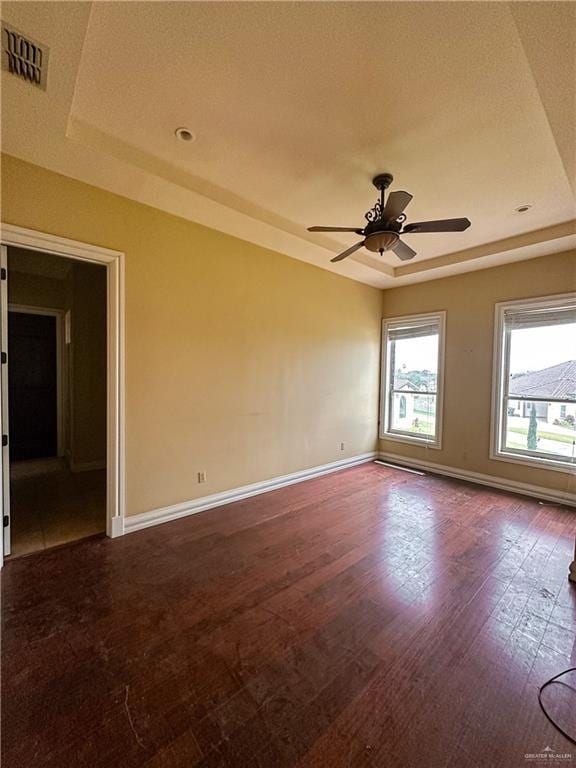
left=67, top=263, right=107, bottom=468
left=380, top=252, right=576, bottom=495
left=4, top=154, right=571, bottom=516
left=1, top=154, right=382, bottom=516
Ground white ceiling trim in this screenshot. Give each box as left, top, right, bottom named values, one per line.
left=395, top=220, right=576, bottom=278
left=67, top=117, right=396, bottom=280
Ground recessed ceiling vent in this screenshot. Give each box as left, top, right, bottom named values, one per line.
left=1, top=22, right=49, bottom=90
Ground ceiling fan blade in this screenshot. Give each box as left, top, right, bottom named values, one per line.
left=382, top=191, right=413, bottom=220
left=330, top=240, right=365, bottom=263
left=308, top=226, right=364, bottom=234
left=403, top=218, right=471, bottom=233
left=392, top=239, right=417, bottom=261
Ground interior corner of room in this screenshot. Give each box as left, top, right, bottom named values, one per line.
left=2, top=155, right=574, bottom=554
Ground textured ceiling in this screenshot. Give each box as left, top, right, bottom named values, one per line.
left=1, top=1, right=575, bottom=287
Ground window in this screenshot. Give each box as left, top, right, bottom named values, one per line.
left=492, top=294, right=576, bottom=472
left=380, top=312, right=445, bottom=448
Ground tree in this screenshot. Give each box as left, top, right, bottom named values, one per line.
left=527, top=404, right=539, bottom=450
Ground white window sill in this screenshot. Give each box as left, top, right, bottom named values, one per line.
left=490, top=449, right=576, bottom=475
left=380, top=431, right=442, bottom=450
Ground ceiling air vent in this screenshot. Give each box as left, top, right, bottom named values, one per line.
left=1, top=22, right=49, bottom=90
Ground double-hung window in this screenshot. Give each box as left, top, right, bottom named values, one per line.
left=492, top=294, right=576, bottom=471
left=380, top=312, right=445, bottom=448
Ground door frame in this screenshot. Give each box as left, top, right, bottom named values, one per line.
left=8, top=304, right=67, bottom=459
left=0, top=224, right=125, bottom=565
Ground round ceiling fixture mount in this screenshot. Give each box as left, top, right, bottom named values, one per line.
left=175, top=127, right=196, bottom=143
left=515, top=204, right=532, bottom=214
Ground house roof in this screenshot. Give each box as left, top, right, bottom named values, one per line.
left=394, top=376, right=418, bottom=392
left=509, top=360, right=576, bottom=400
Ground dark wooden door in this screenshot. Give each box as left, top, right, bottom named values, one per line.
left=8, top=312, right=58, bottom=461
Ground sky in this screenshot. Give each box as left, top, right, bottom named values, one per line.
left=509, top=324, right=576, bottom=374
left=392, top=336, right=438, bottom=372
left=391, top=323, right=576, bottom=375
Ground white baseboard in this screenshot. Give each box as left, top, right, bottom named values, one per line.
left=124, top=452, right=377, bottom=534
left=69, top=459, right=106, bottom=473
left=109, top=515, right=124, bottom=538
left=378, top=452, right=576, bottom=508
left=122, top=449, right=573, bottom=537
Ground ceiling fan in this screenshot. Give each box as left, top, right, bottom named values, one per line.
left=308, top=173, right=471, bottom=263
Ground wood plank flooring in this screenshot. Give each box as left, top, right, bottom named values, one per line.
left=2, top=463, right=576, bottom=767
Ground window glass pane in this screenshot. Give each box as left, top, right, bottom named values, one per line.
left=390, top=392, right=437, bottom=438
left=389, top=331, right=438, bottom=393
left=502, top=316, right=576, bottom=463
left=504, top=399, right=576, bottom=461
left=506, top=322, right=576, bottom=385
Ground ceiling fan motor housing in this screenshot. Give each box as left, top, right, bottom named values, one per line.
left=364, top=231, right=400, bottom=253
left=363, top=217, right=402, bottom=252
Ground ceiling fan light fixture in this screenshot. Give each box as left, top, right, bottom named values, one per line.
left=364, top=231, right=400, bottom=253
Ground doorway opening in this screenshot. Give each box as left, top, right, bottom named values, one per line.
left=3, top=247, right=107, bottom=556
left=0, top=224, right=125, bottom=565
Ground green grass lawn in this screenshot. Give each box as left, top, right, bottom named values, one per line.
left=407, top=411, right=435, bottom=435
left=508, top=425, right=576, bottom=445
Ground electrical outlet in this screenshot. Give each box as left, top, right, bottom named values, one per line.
left=197, top=471, right=207, bottom=483
left=340, top=442, right=345, bottom=451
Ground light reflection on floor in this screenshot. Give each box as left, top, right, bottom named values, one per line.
left=372, top=481, right=441, bottom=607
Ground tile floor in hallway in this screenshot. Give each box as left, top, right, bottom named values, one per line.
left=8, top=460, right=106, bottom=556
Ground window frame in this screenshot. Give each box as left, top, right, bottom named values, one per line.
left=380, top=311, right=446, bottom=449
left=490, top=293, right=576, bottom=474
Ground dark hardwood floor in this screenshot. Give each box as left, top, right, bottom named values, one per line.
left=2, top=463, right=576, bottom=767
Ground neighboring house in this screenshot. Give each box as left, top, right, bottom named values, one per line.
left=508, top=360, right=576, bottom=423
left=392, top=379, right=417, bottom=428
